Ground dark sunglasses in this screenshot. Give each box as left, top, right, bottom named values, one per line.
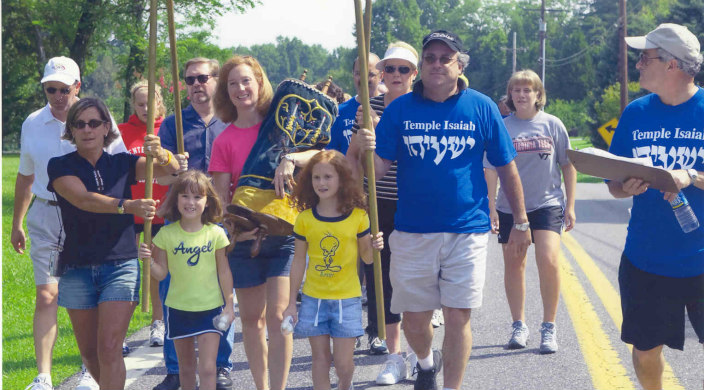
left=184, top=74, right=214, bottom=86
left=422, top=55, right=457, bottom=65
left=73, top=119, right=108, bottom=129
left=384, top=65, right=412, bottom=75
left=45, top=87, right=72, bottom=95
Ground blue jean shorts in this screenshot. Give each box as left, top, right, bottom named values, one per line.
left=166, top=306, right=223, bottom=340
left=294, top=294, right=364, bottom=338
left=58, top=259, right=141, bottom=309
left=229, top=235, right=294, bottom=288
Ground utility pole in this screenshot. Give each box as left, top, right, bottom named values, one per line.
left=539, top=0, right=546, bottom=82
left=501, top=32, right=527, bottom=74
left=618, top=0, right=628, bottom=113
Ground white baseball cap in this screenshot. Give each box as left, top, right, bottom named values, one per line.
left=625, top=23, right=701, bottom=64
left=376, top=46, right=419, bottom=71
left=41, top=56, right=81, bottom=85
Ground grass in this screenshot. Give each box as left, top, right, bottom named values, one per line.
left=2, top=154, right=152, bottom=389
left=570, top=137, right=603, bottom=183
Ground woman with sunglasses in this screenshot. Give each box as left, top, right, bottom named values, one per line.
left=117, top=80, right=170, bottom=348
left=46, top=97, right=186, bottom=389
left=485, top=69, right=576, bottom=354
left=347, top=41, right=419, bottom=385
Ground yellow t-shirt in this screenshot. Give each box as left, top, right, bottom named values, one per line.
left=293, top=207, right=370, bottom=300
left=153, top=222, right=230, bottom=311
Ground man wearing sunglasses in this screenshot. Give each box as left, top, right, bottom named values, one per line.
left=607, top=23, right=703, bottom=390
left=12, top=56, right=127, bottom=390
left=350, top=30, right=530, bottom=390
left=152, top=57, right=231, bottom=390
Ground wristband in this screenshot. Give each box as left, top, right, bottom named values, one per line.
left=158, top=150, right=172, bottom=167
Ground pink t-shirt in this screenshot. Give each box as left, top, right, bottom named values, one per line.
left=208, top=122, right=260, bottom=200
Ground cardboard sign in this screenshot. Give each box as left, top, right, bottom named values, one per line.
left=567, top=149, right=679, bottom=193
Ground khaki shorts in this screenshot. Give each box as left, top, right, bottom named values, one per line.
left=27, top=199, right=64, bottom=285
left=389, top=230, right=488, bottom=313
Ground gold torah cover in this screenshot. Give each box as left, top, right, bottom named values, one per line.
left=232, top=78, right=338, bottom=226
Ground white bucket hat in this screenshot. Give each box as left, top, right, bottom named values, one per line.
left=376, top=46, right=419, bottom=71
left=625, top=23, right=701, bottom=64
left=41, top=56, right=81, bottom=85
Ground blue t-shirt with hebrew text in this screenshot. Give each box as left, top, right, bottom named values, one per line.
left=609, top=89, right=704, bottom=277
left=375, top=86, right=516, bottom=233
left=327, top=97, right=360, bottom=155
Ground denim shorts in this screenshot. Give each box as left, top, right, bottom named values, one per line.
left=58, top=259, right=141, bottom=309
left=165, top=306, right=223, bottom=339
left=229, top=235, right=294, bottom=288
left=294, top=294, right=364, bottom=338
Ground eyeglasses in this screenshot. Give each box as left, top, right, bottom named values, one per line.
left=185, top=74, right=214, bottom=85
left=422, top=55, right=458, bottom=65
left=384, top=65, right=412, bottom=75
left=73, top=119, right=108, bottom=129
left=638, top=52, right=662, bottom=65
left=45, top=87, right=72, bottom=95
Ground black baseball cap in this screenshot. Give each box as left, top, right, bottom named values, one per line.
left=422, top=30, right=464, bottom=53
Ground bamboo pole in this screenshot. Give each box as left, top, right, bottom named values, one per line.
left=166, top=0, right=185, bottom=155
left=141, top=0, right=158, bottom=312
left=353, top=0, right=385, bottom=340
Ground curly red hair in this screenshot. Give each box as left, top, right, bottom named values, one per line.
left=291, top=150, right=367, bottom=214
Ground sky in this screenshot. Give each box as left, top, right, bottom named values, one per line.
left=213, top=0, right=359, bottom=52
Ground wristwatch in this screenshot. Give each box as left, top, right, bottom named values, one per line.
left=282, top=153, right=295, bottom=164
left=687, top=168, right=698, bottom=183
left=117, top=199, right=126, bottom=214
left=513, top=222, right=530, bottom=232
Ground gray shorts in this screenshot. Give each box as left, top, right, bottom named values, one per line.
left=27, top=199, right=64, bottom=285
left=389, top=230, right=488, bottom=313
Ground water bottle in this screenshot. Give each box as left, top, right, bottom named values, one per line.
left=213, top=313, right=231, bottom=331
left=670, top=192, right=700, bottom=233
left=281, top=315, right=294, bottom=335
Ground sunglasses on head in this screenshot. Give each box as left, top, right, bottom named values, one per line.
left=46, top=87, right=72, bottom=95
left=384, top=65, right=412, bottom=75
left=73, top=119, right=107, bottom=130
left=184, top=74, right=214, bottom=86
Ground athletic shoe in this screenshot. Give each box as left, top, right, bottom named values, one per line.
left=430, top=310, right=444, bottom=328
left=152, top=374, right=180, bottom=390
left=508, top=320, right=529, bottom=349
left=122, top=341, right=130, bottom=356
left=24, top=377, right=53, bottom=390
left=407, top=352, right=418, bottom=378
left=376, top=354, right=408, bottom=385
left=539, top=322, right=558, bottom=354
left=75, top=365, right=99, bottom=390
left=413, top=350, right=442, bottom=390
left=216, top=367, right=233, bottom=390
left=150, top=320, right=165, bottom=347
left=369, top=335, right=389, bottom=355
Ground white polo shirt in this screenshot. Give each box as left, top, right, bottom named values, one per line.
left=18, top=103, right=127, bottom=201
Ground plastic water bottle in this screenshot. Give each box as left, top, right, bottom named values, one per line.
left=213, top=313, right=231, bottom=331
left=281, top=315, right=294, bottom=335
left=670, top=192, right=700, bottom=233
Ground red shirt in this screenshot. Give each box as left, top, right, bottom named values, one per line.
left=118, top=114, right=169, bottom=225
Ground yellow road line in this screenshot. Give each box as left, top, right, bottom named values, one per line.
left=559, top=251, right=635, bottom=389
left=562, top=232, right=684, bottom=390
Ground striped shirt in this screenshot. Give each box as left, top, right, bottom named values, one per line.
left=352, top=94, right=398, bottom=201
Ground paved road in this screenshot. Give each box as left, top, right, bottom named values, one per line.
left=58, top=184, right=703, bottom=390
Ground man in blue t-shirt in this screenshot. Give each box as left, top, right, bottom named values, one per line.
left=349, top=30, right=531, bottom=390
left=607, top=23, right=704, bottom=390
left=327, top=53, right=381, bottom=154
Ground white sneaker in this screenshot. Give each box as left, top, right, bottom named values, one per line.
left=75, top=365, right=99, bottom=390
left=150, top=319, right=165, bottom=346
left=430, top=310, right=444, bottom=328
left=24, top=376, right=53, bottom=390
left=376, top=354, right=408, bottom=385
left=406, top=352, right=418, bottom=378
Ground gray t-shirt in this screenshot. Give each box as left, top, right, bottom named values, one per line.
left=485, top=110, right=571, bottom=213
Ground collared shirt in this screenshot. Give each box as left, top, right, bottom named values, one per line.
left=159, top=105, right=227, bottom=172
left=18, top=103, right=127, bottom=201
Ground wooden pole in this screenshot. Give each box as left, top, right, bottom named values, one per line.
left=141, top=0, right=158, bottom=312
left=354, top=0, right=385, bottom=340
left=166, top=0, right=185, bottom=155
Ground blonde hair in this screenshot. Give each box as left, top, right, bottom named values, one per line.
left=213, top=55, right=273, bottom=124
left=130, top=80, right=166, bottom=119
left=506, top=69, right=546, bottom=111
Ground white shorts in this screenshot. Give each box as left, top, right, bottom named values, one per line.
left=27, top=198, right=64, bottom=285
left=389, top=230, right=488, bottom=313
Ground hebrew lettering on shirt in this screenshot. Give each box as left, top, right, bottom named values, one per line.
left=403, top=135, right=475, bottom=165
left=633, top=145, right=704, bottom=170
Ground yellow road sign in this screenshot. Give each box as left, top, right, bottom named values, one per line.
left=598, top=118, right=619, bottom=146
